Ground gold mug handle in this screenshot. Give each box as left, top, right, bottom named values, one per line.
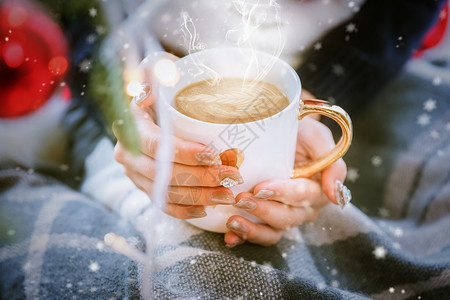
left=291, top=99, right=353, bottom=178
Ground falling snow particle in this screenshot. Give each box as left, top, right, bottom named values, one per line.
left=432, top=77, right=442, bottom=86
left=314, top=42, right=322, bottom=50
left=347, top=168, right=360, bottom=182
left=430, top=130, right=439, bottom=139
left=317, top=282, right=326, bottom=290
left=60, top=164, right=69, bottom=171
left=389, top=287, right=395, bottom=293
left=379, top=207, right=389, bottom=218
left=371, top=156, right=383, bottom=167
left=423, top=99, right=437, bottom=111
left=346, top=23, right=357, bottom=33
left=417, top=113, right=430, bottom=127
left=89, top=262, right=100, bottom=272
left=401, top=289, right=406, bottom=294
left=86, top=34, right=97, bottom=44
left=332, top=64, right=345, bottom=76
left=96, top=242, right=104, bottom=250
left=89, top=8, right=97, bottom=17
left=331, top=280, right=339, bottom=288
left=79, top=59, right=92, bottom=73
left=393, top=227, right=403, bottom=237
left=7, top=229, right=16, bottom=236
left=373, top=246, right=387, bottom=259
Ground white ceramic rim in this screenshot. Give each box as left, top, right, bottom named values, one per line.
left=165, top=47, right=302, bottom=128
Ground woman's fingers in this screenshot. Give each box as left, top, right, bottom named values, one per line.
left=225, top=216, right=284, bottom=247
left=124, top=168, right=235, bottom=206
left=296, top=117, right=348, bottom=205
left=234, top=191, right=324, bottom=231
left=127, top=101, right=221, bottom=167
left=114, top=142, right=242, bottom=187
left=250, top=178, right=324, bottom=207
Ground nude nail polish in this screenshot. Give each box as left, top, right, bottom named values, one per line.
left=186, top=206, right=207, bottom=218
left=210, top=191, right=235, bottom=205
left=234, top=198, right=256, bottom=211
left=253, top=189, right=274, bottom=199
left=195, top=152, right=222, bottom=166
left=226, top=219, right=247, bottom=236
left=336, top=180, right=352, bottom=209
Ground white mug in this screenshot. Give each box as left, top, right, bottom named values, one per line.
left=154, top=47, right=352, bottom=233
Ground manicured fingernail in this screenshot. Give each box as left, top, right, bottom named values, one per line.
left=219, top=173, right=244, bottom=188
left=226, top=238, right=245, bottom=248
left=253, top=189, right=274, bottom=199
left=336, top=180, right=352, bottom=209
left=195, top=152, right=222, bottom=166
left=186, top=206, right=207, bottom=218
left=133, top=82, right=152, bottom=104
left=234, top=198, right=256, bottom=211
left=226, top=219, right=247, bottom=236
left=210, top=191, right=235, bottom=205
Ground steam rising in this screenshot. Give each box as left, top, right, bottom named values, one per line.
left=179, top=0, right=286, bottom=87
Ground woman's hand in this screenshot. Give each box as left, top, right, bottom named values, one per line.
left=224, top=115, right=348, bottom=247
left=114, top=97, right=243, bottom=219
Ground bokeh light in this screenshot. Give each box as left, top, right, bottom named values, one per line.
left=153, top=58, right=179, bottom=86
left=126, top=80, right=144, bottom=97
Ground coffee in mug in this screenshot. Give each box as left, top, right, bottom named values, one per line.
left=174, top=77, right=289, bottom=124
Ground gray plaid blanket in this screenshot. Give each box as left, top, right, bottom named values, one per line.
left=2, top=36, right=450, bottom=300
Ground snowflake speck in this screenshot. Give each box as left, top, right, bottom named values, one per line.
left=346, top=23, right=357, bottom=33
left=378, top=207, right=389, bottom=218
left=89, top=7, right=97, bottom=18
left=432, top=77, right=442, bottom=86
left=331, top=280, right=339, bottom=288
left=347, top=167, right=360, bottom=182
left=389, top=287, right=395, bottom=293
left=316, top=282, right=326, bottom=290
left=417, top=113, right=430, bottom=127
left=79, top=59, right=92, bottom=73
left=314, top=42, right=322, bottom=50
left=89, top=262, right=100, bottom=272
left=430, top=130, right=439, bottom=139
left=371, top=156, right=383, bottom=167
left=393, top=227, right=403, bottom=237
left=423, top=99, right=436, bottom=111
left=332, top=64, right=345, bottom=76
left=373, top=246, right=387, bottom=259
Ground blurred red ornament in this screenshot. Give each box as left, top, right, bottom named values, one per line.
left=0, top=0, right=69, bottom=118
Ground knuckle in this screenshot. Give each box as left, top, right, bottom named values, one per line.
left=143, top=134, right=159, bottom=154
